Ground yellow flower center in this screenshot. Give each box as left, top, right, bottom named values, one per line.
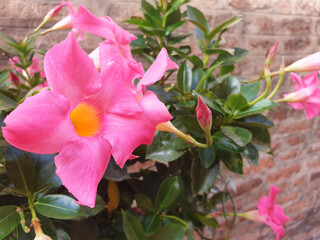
left=70, top=103, right=101, bottom=137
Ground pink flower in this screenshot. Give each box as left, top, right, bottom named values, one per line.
left=239, top=185, right=290, bottom=240
left=285, top=51, right=320, bottom=72
left=196, top=95, right=212, bottom=133
left=283, top=72, right=320, bottom=119
left=9, top=56, right=45, bottom=79
left=42, top=2, right=65, bottom=23
left=265, top=41, right=279, bottom=65
left=2, top=33, right=175, bottom=207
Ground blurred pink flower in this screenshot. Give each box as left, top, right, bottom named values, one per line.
left=285, top=51, right=320, bottom=72
left=9, top=56, right=45, bottom=79
left=3, top=33, right=175, bottom=207
left=9, top=71, right=19, bottom=86
left=239, top=185, right=290, bottom=240
left=283, top=72, right=320, bottom=119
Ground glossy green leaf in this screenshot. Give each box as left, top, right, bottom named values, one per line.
left=122, top=210, right=145, bottom=240
left=205, top=48, right=235, bottom=55
left=0, top=93, right=18, bottom=111
left=146, top=145, right=186, bottom=162
left=143, top=213, right=161, bottom=236
left=212, top=75, right=240, bottom=99
left=103, top=157, right=130, bottom=181
left=195, top=213, right=220, bottom=228
left=219, top=65, right=235, bottom=76
left=177, top=60, right=192, bottom=93
left=198, top=145, right=216, bottom=168
left=35, top=194, right=83, bottom=220
left=221, top=126, right=252, bottom=147
left=234, top=99, right=278, bottom=119
left=187, top=6, right=209, bottom=33
left=176, top=115, right=203, bottom=137
left=246, top=127, right=271, bottom=153
left=237, top=114, right=274, bottom=128
left=0, top=205, right=20, bottom=239
left=240, top=82, right=261, bottom=102
left=149, top=223, right=187, bottom=240
left=136, top=193, right=155, bottom=213
left=208, top=16, right=243, bottom=40
left=34, top=161, right=61, bottom=193
left=191, top=158, right=219, bottom=194
left=214, top=48, right=248, bottom=66
left=243, top=143, right=259, bottom=165
left=155, top=176, right=181, bottom=210
left=55, top=228, right=71, bottom=240
left=5, top=146, right=35, bottom=194
left=80, top=194, right=106, bottom=218
left=165, top=21, right=186, bottom=35
left=213, top=132, right=243, bottom=153
left=162, top=138, right=191, bottom=150
left=228, top=93, right=248, bottom=111
left=218, top=151, right=243, bottom=174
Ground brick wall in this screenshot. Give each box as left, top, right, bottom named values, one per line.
left=1, top=0, right=320, bottom=239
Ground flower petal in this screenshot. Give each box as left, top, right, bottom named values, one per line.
left=102, top=91, right=172, bottom=168
left=87, top=62, right=142, bottom=115
left=55, top=136, right=111, bottom=207
left=99, top=40, right=144, bottom=90
left=3, top=89, right=77, bottom=154
left=137, top=48, right=178, bottom=92
left=73, top=5, right=114, bottom=39
left=44, top=32, right=101, bottom=108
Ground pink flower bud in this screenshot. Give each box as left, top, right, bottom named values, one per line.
left=285, top=51, right=320, bottom=72
left=9, top=71, right=20, bottom=86
left=265, top=41, right=279, bottom=65
left=43, top=3, right=64, bottom=23
left=196, top=96, right=212, bottom=133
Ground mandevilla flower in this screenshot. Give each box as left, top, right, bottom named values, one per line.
left=282, top=72, right=320, bottom=119
left=285, top=51, right=320, bottom=72
left=238, top=185, right=290, bottom=240
left=2, top=33, right=177, bottom=207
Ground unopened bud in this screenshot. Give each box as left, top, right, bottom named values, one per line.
left=43, top=3, right=64, bottom=23
left=265, top=41, right=279, bottom=65
left=285, top=51, right=320, bottom=72
left=34, top=233, right=52, bottom=240
left=10, top=71, right=20, bottom=86
left=196, top=95, right=212, bottom=133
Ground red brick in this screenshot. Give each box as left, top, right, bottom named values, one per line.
left=244, top=157, right=274, bottom=174
left=294, top=176, right=307, bottom=187
left=234, top=178, right=263, bottom=197
left=279, top=150, right=302, bottom=161
left=267, top=165, right=301, bottom=182
left=286, top=135, right=306, bottom=146
left=310, top=171, right=320, bottom=181
left=283, top=37, right=312, bottom=54
left=284, top=198, right=313, bottom=214
left=277, top=191, right=299, bottom=205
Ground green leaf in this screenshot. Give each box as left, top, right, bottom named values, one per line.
left=165, top=21, right=186, bottom=35
left=212, top=76, right=240, bottom=99
left=208, top=16, right=243, bottom=40
left=217, top=150, right=243, bottom=174
left=187, top=5, right=209, bottom=32
left=5, top=146, right=36, bottom=194
left=213, top=132, right=243, bottom=153
left=0, top=93, right=18, bottom=112
left=177, top=60, right=192, bottom=93
left=191, top=158, right=219, bottom=194
left=195, top=213, right=220, bottom=228
left=240, top=82, right=261, bottom=102
left=220, top=126, right=252, bottom=147
left=234, top=99, right=277, bottom=119
left=243, top=143, right=259, bottom=165
left=146, top=146, right=186, bottom=162
left=214, top=48, right=248, bottom=66
left=155, top=176, right=181, bottom=210
left=162, top=138, right=191, bottom=150
left=237, top=114, right=274, bottom=128
left=143, top=213, right=161, bottom=236
left=80, top=194, right=106, bottom=218
left=103, top=157, right=130, bottom=181
left=198, top=145, right=216, bottom=168
left=191, top=68, right=205, bottom=90
left=228, top=93, right=248, bottom=111
left=205, top=48, right=235, bottom=55
left=0, top=205, right=20, bottom=239
left=122, top=210, right=145, bottom=240
left=55, top=228, right=71, bottom=240
left=246, top=127, right=271, bottom=153
left=176, top=115, right=203, bottom=137
left=136, top=193, right=155, bottom=213
left=149, top=223, right=187, bottom=240
left=34, top=161, right=61, bottom=193
left=219, top=65, right=235, bottom=76
left=35, top=194, right=83, bottom=220
left=0, top=32, right=18, bottom=44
